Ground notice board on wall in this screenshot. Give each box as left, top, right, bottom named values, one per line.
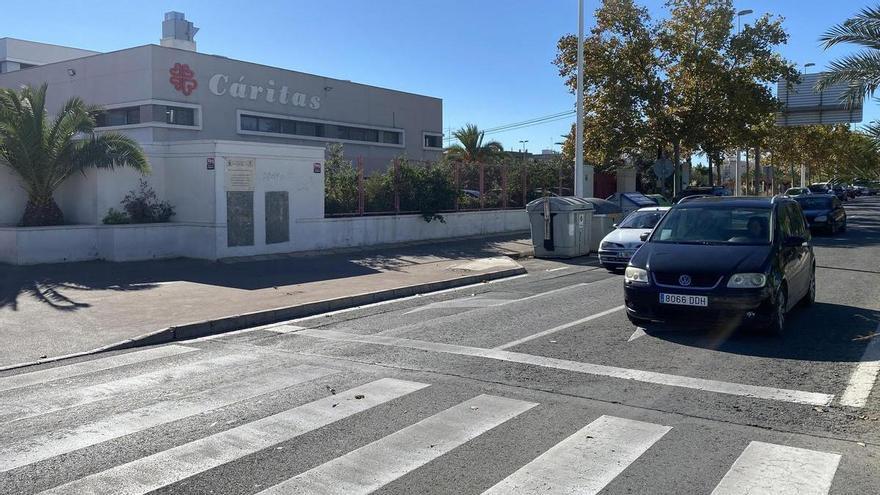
left=225, top=158, right=255, bottom=191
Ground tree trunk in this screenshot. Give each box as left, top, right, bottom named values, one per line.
left=673, top=140, right=681, bottom=195
left=21, top=198, right=64, bottom=227
left=744, top=149, right=750, bottom=195
left=707, top=153, right=714, bottom=187
left=754, top=146, right=761, bottom=195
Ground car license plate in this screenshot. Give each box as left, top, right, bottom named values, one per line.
left=619, top=251, right=633, bottom=258
left=659, top=293, right=708, bottom=307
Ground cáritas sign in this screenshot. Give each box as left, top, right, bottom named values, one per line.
left=208, top=73, right=321, bottom=110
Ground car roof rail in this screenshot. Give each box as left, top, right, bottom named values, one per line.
left=676, top=194, right=710, bottom=204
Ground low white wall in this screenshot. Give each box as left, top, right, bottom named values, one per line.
left=0, top=223, right=218, bottom=265
left=0, top=210, right=529, bottom=265
left=294, top=210, right=529, bottom=252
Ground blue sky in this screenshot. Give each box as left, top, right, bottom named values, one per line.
left=3, top=0, right=875, bottom=153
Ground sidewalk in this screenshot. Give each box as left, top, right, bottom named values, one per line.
left=0, top=234, right=533, bottom=370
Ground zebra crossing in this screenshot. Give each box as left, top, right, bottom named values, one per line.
left=0, top=344, right=849, bottom=494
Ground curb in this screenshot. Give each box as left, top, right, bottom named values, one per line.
left=0, top=265, right=527, bottom=373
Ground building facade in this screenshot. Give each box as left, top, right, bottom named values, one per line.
left=0, top=13, right=453, bottom=261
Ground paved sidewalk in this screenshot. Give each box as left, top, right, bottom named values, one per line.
left=0, top=234, right=532, bottom=369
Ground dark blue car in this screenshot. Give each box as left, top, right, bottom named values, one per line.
left=623, top=196, right=815, bottom=334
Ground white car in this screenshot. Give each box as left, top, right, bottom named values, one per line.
left=598, top=206, right=670, bottom=271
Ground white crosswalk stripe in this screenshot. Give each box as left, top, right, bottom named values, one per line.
left=0, top=352, right=261, bottom=424
left=482, top=415, right=671, bottom=494
left=0, top=345, right=197, bottom=393
left=0, top=364, right=337, bottom=472
left=258, top=394, right=538, bottom=495
left=38, top=378, right=430, bottom=495
left=711, top=441, right=841, bottom=495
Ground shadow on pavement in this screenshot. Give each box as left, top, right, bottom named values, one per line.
left=642, top=302, right=878, bottom=363
left=0, top=233, right=529, bottom=312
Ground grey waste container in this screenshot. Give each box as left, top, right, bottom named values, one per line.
left=526, top=197, right=594, bottom=258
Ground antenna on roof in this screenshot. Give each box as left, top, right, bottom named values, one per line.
left=160, top=12, right=198, bottom=52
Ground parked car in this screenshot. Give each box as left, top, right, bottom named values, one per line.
left=646, top=194, right=672, bottom=206
left=808, top=183, right=831, bottom=194
left=624, top=196, right=815, bottom=334
left=673, top=186, right=730, bottom=203
left=830, top=183, right=848, bottom=201
left=794, top=195, right=847, bottom=234
left=845, top=185, right=857, bottom=199
left=598, top=206, right=670, bottom=271
left=784, top=187, right=811, bottom=197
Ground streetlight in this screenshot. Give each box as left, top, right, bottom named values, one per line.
left=518, top=139, right=529, bottom=154
left=575, top=0, right=585, bottom=197
left=737, top=9, right=753, bottom=33
left=803, top=62, right=816, bottom=74
left=734, top=9, right=753, bottom=196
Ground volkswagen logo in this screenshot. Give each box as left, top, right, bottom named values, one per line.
left=678, top=275, right=692, bottom=286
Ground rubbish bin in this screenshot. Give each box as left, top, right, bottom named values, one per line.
left=526, top=197, right=594, bottom=258
left=577, top=198, right=624, bottom=252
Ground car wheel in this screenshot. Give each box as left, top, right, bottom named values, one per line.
left=767, top=287, right=787, bottom=335
left=801, top=269, right=816, bottom=306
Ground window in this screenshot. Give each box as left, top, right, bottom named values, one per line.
left=164, top=106, right=195, bottom=126
left=655, top=206, right=771, bottom=244
left=239, top=113, right=401, bottom=145
left=240, top=115, right=258, bottom=131
left=95, top=106, right=140, bottom=127
left=424, top=134, right=443, bottom=148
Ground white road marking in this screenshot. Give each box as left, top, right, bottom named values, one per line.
left=494, top=305, right=625, bottom=350
left=267, top=325, right=307, bottom=334
left=38, top=378, right=429, bottom=495
left=839, top=326, right=880, bottom=408
left=0, top=345, right=197, bottom=393
left=298, top=329, right=834, bottom=406
left=546, top=266, right=570, bottom=272
left=0, top=365, right=337, bottom=472
left=403, top=297, right=511, bottom=315
left=0, top=353, right=260, bottom=424
left=483, top=415, right=671, bottom=494
left=628, top=327, right=647, bottom=342
left=193, top=273, right=532, bottom=340
left=258, top=394, right=537, bottom=495
left=403, top=283, right=588, bottom=315
left=711, top=441, right=841, bottom=495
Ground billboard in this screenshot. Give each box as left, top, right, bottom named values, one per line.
left=776, top=72, right=863, bottom=126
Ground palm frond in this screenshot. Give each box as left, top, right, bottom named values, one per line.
left=816, top=50, right=880, bottom=104
left=72, top=132, right=149, bottom=174
left=821, top=6, right=880, bottom=49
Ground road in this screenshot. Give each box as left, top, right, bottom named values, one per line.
left=2, top=196, right=879, bottom=494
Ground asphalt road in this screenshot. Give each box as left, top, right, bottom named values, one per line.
left=1, top=196, right=879, bottom=494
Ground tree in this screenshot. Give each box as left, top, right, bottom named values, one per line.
left=0, top=84, right=148, bottom=226
left=554, top=0, right=660, bottom=172
left=444, top=124, right=504, bottom=163
left=818, top=6, right=880, bottom=140
left=324, top=143, right=358, bottom=214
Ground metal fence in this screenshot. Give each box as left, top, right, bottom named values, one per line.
left=325, top=157, right=575, bottom=217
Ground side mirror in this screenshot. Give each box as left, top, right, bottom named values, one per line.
left=612, top=223, right=618, bottom=228
left=640, top=232, right=650, bottom=242
left=783, top=235, right=806, bottom=247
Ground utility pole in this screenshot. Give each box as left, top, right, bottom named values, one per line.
left=735, top=9, right=752, bottom=197
left=574, top=0, right=586, bottom=197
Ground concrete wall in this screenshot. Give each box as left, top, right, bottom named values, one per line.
left=0, top=38, right=99, bottom=69
left=294, top=210, right=529, bottom=252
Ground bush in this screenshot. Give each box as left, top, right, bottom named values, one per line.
left=324, top=143, right=358, bottom=215
left=102, top=179, right=175, bottom=224
left=102, top=208, right=130, bottom=224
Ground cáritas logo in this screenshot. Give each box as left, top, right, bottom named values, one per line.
left=169, top=63, right=197, bottom=96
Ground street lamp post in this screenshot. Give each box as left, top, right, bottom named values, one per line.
left=803, top=62, right=816, bottom=74
left=734, top=9, right=753, bottom=197
left=800, top=63, right=816, bottom=187
left=575, top=0, right=586, bottom=197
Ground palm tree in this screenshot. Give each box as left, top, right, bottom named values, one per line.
left=444, top=124, right=505, bottom=162
left=0, top=84, right=149, bottom=226
left=818, top=6, right=880, bottom=141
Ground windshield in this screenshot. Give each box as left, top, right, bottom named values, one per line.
left=796, top=197, right=832, bottom=210
left=618, top=210, right=666, bottom=229
left=652, top=206, right=771, bottom=245
left=808, top=185, right=828, bottom=192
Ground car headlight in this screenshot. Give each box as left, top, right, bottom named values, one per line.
left=814, top=215, right=827, bottom=222
left=727, top=273, right=767, bottom=288
left=624, top=267, right=649, bottom=285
